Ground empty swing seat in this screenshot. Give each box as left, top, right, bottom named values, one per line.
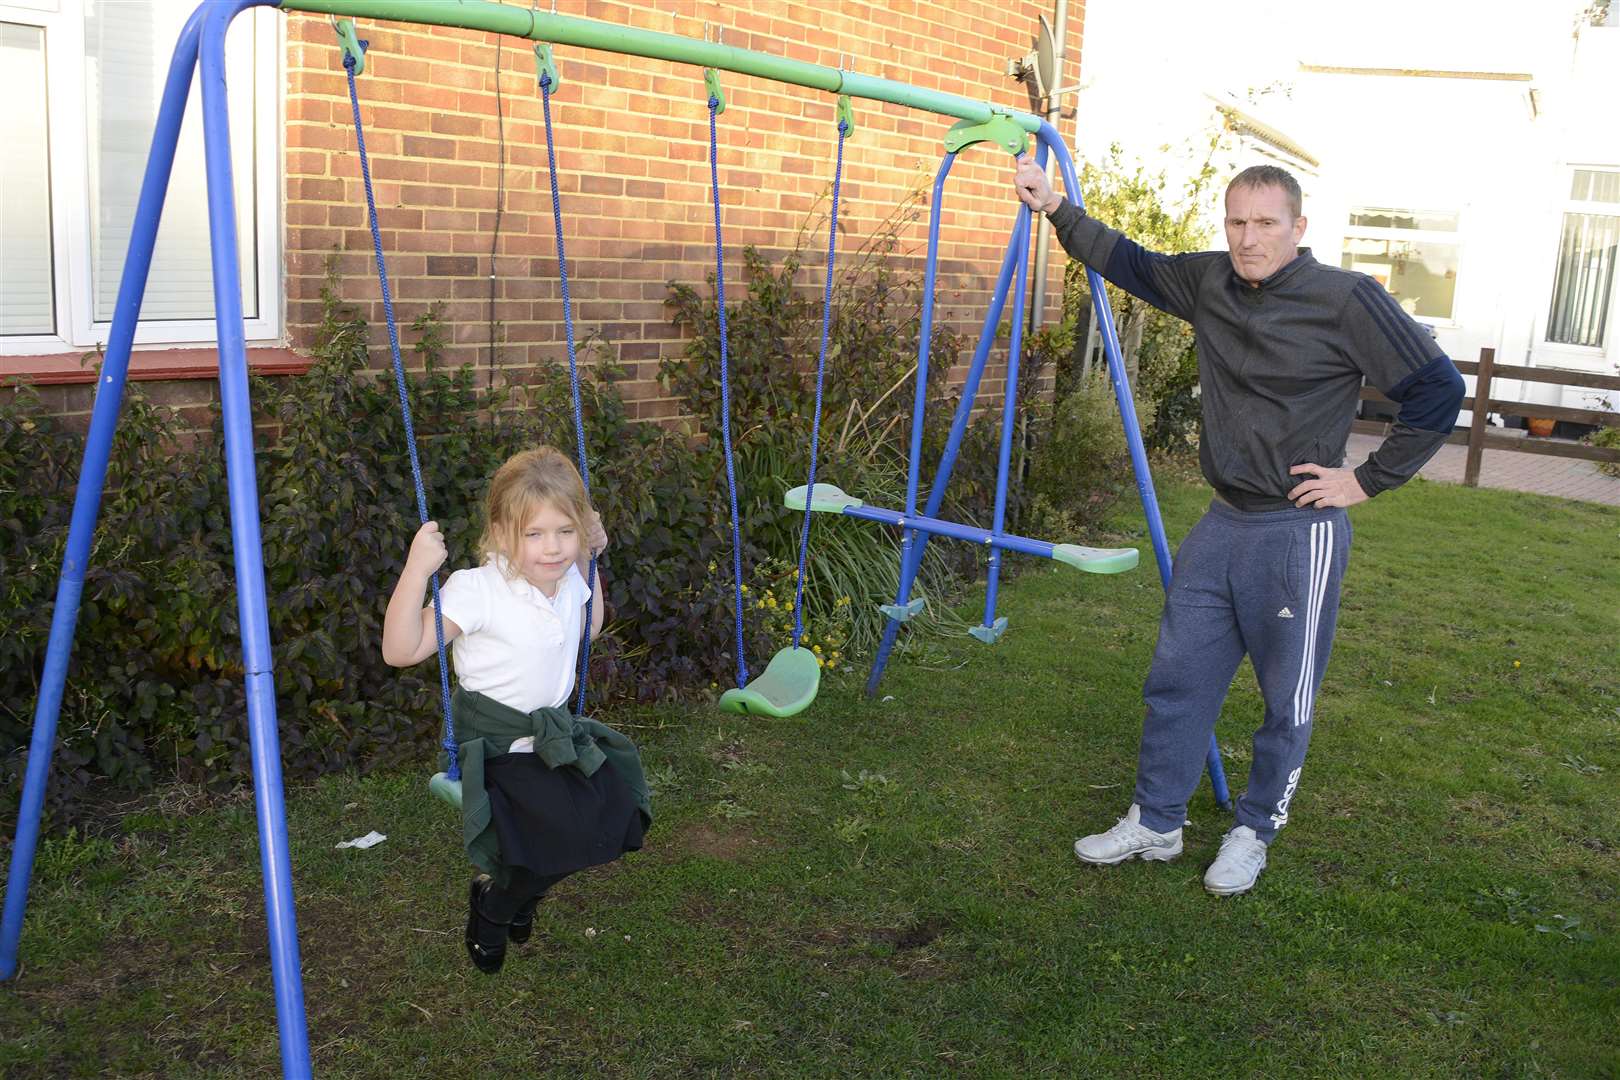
left=718, top=646, right=822, bottom=717
left=429, top=772, right=464, bottom=809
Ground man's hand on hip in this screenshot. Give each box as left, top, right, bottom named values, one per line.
left=1014, top=158, right=1063, bottom=214
left=1287, top=463, right=1369, bottom=509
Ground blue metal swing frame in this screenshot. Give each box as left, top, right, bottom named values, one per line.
left=0, top=4, right=1228, bottom=1077
left=826, top=137, right=1228, bottom=808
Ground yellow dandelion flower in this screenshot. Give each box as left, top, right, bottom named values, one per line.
left=740, top=584, right=748, bottom=594
left=812, top=644, right=822, bottom=654
left=707, top=561, right=717, bottom=572
left=817, top=656, right=826, bottom=667
left=766, top=596, right=777, bottom=608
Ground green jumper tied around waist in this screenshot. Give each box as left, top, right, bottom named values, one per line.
left=449, top=688, right=652, bottom=882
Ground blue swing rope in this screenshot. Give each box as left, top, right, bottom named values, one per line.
left=790, top=114, right=850, bottom=649
left=707, top=94, right=749, bottom=690
left=342, top=47, right=458, bottom=779
left=539, top=71, right=597, bottom=717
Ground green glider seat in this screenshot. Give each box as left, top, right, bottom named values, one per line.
left=718, top=646, right=822, bottom=717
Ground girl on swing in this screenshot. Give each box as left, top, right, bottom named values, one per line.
left=381, top=446, right=650, bottom=974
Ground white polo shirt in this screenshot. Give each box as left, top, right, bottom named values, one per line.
left=438, top=556, right=592, bottom=718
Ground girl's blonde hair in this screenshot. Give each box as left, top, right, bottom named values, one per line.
left=478, top=446, right=593, bottom=574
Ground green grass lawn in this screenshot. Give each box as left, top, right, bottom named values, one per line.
left=3, top=476, right=1617, bottom=1078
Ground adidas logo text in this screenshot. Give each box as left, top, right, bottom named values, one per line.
left=1277, top=606, right=1294, bottom=619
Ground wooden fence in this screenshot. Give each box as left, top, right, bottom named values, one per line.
left=1354, top=347, right=1620, bottom=486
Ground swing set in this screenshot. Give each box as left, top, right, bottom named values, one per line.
left=1, top=3, right=1231, bottom=1077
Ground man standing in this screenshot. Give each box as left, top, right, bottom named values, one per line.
left=1014, top=160, right=1463, bottom=895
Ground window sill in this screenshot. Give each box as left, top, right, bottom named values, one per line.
left=1, top=347, right=311, bottom=386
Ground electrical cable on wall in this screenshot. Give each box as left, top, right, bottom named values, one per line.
left=488, top=31, right=507, bottom=395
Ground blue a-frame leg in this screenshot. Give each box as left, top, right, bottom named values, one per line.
left=863, top=123, right=1230, bottom=810
left=0, top=3, right=314, bottom=1077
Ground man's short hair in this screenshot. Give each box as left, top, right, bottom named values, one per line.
left=1227, top=165, right=1302, bottom=219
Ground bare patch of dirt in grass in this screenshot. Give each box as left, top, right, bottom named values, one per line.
left=794, top=916, right=956, bottom=981
left=667, top=820, right=770, bottom=862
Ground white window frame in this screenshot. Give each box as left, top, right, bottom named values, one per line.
left=1341, top=206, right=1464, bottom=328
left=0, top=0, right=282, bottom=358
left=1538, top=164, right=1620, bottom=364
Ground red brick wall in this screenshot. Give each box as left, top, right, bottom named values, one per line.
left=284, top=1, right=1083, bottom=422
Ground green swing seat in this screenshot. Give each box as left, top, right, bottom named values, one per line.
left=718, top=646, right=822, bottom=717
left=428, top=772, right=463, bottom=809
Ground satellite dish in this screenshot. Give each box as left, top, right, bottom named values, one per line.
left=1010, top=15, right=1059, bottom=102
left=1034, top=14, right=1057, bottom=101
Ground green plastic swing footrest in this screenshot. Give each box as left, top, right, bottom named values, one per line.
left=429, top=772, right=464, bottom=809
left=968, top=616, right=1009, bottom=644
left=1052, top=543, right=1139, bottom=574
left=784, top=483, right=862, bottom=514
left=718, top=646, right=821, bottom=718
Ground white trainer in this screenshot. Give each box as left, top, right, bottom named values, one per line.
left=1073, top=804, right=1183, bottom=865
left=1203, top=825, right=1268, bottom=896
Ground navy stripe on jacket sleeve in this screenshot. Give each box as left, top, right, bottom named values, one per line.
left=1103, top=237, right=1174, bottom=313
left=1351, top=278, right=1432, bottom=375
left=1385, top=355, right=1466, bottom=432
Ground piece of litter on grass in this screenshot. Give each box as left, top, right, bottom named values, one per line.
left=1087, top=783, right=1119, bottom=789
left=334, top=830, right=387, bottom=850
left=881, top=695, right=895, bottom=703
left=584, top=926, right=597, bottom=938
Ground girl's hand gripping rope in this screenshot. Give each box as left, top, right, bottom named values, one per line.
left=405, top=521, right=448, bottom=580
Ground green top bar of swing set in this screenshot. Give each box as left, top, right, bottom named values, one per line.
left=281, top=0, right=1045, bottom=139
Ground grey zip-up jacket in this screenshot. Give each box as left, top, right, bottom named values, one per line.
left=1049, top=202, right=1465, bottom=511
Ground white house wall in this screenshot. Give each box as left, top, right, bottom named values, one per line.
left=1069, top=0, right=1620, bottom=419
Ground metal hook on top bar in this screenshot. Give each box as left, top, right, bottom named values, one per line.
left=534, top=0, right=560, bottom=36
left=702, top=23, right=725, bottom=112
left=331, top=15, right=366, bottom=76
left=834, top=55, right=857, bottom=137
left=535, top=42, right=559, bottom=92
left=531, top=0, right=560, bottom=90
left=836, top=93, right=856, bottom=137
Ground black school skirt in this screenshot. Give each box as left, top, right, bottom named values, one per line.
left=483, top=751, right=648, bottom=877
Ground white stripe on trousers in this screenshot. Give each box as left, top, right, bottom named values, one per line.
left=1291, top=520, right=1334, bottom=727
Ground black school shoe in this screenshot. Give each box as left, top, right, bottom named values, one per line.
left=508, top=895, right=541, bottom=945
left=464, top=875, right=508, bottom=975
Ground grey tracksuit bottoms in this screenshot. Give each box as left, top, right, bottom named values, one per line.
left=1133, top=500, right=1352, bottom=841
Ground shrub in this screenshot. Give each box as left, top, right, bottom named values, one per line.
left=1, top=277, right=754, bottom=827
left=664, top=187, right=981, bottom=659
left=4, top=197, right=994, bottom=828
left=1024, top=369, right=1157, bottom=536
left=1586, top=425, right=1620, bottom=479
left=1056, top=142, right=1219, bottom=456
